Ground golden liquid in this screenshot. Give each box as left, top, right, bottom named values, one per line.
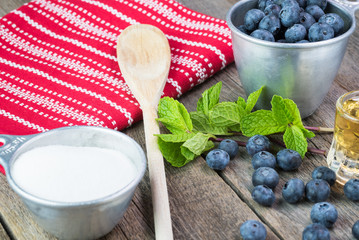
left=327, top=97, right=359, bottom=185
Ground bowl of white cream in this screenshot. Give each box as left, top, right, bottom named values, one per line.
left=0, top=126, right=146, bottom=240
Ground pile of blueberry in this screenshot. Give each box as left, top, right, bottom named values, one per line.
left=237, top=0, right=345, bottom=42
left=205, top=135, right=359, bottom=239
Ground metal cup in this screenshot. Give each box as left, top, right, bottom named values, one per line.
left=226, top=0, right=359, bottom=118
left=327, top=90, right=359, bottom=185
left=0, top=126, right=147, bottom=240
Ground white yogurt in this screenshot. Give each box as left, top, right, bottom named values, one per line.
left=11, top=145, right=137, bottom=202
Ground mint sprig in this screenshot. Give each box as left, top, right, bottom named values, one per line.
left=156, top=82, right=315, bottom=167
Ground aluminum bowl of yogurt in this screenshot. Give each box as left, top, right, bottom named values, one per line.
left=0, top=126, right=147, bottom=240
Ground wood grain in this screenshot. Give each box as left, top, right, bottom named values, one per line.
left=0, top=222, right=10, bottom=240
left=1, top=0, right=359, bottom=239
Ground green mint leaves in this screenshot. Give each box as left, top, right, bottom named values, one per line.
left=156, top=82, right=314, bottom=167
left=240, top=95, right=315, bottom=157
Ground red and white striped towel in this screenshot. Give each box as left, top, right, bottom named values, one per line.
left=0, top=0, right=233, bottom=135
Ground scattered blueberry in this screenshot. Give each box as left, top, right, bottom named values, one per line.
left=240, top=220, right=267, bottom=240
left=310, top=202, right=338, bottom=228
left=285, top=23, right=307, bottom=42
left=282, top=178, right=305, bottom=203
left=252, top=185, right=276, bottom=206
left=299, top=12, right=316, bottom=30
left=307, top=0, right=327, bottom=10
left=318, top=13, right=345, bottom=36
left=308, top=22, right=335, bottom=42
left=344, top=179, right=359, bottom=201
left=305, top=179, right=331, bottom=203
left=302, top=223, right=330, bottom=240
left=250, top=29, right=276, bottom=41
left=353, top=220, right=359, bottom=240
left=252, top=151, right=276, bottom=170
left=276, top=149, right=302, bottom=171
left=264, top=4, right=282, bottom=16
left=246, top=135, right=271, bottom=156
left=312, top=166, right=336, bottom=186
left=244, top=9, right=266, bottom=31
left=279, top=5, right=301, bottom=28
left=305, top=5, right=325, bottom=21
left=206, top=149, right=230, bottom=170
left=259, top=14, right=282, bottom=35
left=218, top=139, right=239, bottom=159
left=252, top=167, right=280, bottom=189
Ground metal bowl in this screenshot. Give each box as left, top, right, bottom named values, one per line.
left=226, top=0, right=359, bottom=118
left=0, top=126, right=147, bottom=240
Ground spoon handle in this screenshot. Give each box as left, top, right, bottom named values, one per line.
left=142, top=106, right=173, bottom=240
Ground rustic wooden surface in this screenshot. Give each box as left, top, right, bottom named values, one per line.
left=0, top=0, right=359, bottom=239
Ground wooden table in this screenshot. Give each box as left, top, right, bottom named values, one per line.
left=1, top=0, right=358, bottom=239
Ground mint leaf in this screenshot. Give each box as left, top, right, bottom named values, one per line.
left=301, top=127, right=316, bottom=139
left=283, top=125, right=308, bottom=158
left=237, top=97, right=246, bottom=110
left=197, top=82, right=222, bottom=115
left=229, top=124, right=242, bottom=132
left=245, top=86, right=263, bottom=113
left=271, top=95, right=294, bottom=125
left=240, top=110, right=287, bottom=136
left=181, top=132, right=213, bottom=156
left=158, top=138, right=189, bottom=167
left=157, top=97, right=192, bottom=134
left=209, top=102, right=241, bottom=127
left=190, top=111, right=230, bottom=135
left=156, top=133, right=196, bottom=142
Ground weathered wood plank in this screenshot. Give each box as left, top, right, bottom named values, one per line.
left=0, top=222, right=10, bottom=240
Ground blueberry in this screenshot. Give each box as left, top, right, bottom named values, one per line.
left=259, top=14, right=281, bottom=35
left=277, top=38, right=288, bottom=43
left=244, top=9, right=266, bottom=31
left=297, top=39, right=310, bottom=43
left=252, top=151, right=276, bottom=169
left=250, top=29, right=276, bottom=41
left=282, top=178, right=305, bottom=203
left=246, top=135, right=271, bottom=156
left=218, top=139, right=239, bottom=159
left=305, top=179, right=331, bottom=203
left=285, top=23, right=307, bottom=42
left=252, top=185, right=276, bottom=206
left=318, top=13, right=345, bottom=36
left=310, top=202, right=338, bottom=228
left=299, top=12, right=316, bottom=30
left=308, top=22, right=335, bottom=42
left=276, top=149, right=302, bottom=171
left=237, top=25, right=250, bottom=34
left=281, top=0, right=300, bottom=8
left=258, top=0, right=276, bottom=11
left=312, top=166, right=336, bottom=186
left=252, top=167, right=280, bottom=189
left=240, top=220, right=267, bottom=240
left=305, top=5, right=325, bottom=20
left=264, top=4, right=282, bottom=16
left=206, top=149, right=230, bottom=170
left=353, top=220, right=359, bottom=240
left=344, top=179, right=359, bottom=201
left=297, top=0, right=307, bottom=8
left=307, top=0, right=327, bottom=10
left=302, top=223, right=330, bottom=240
left=280, top=5, right=301, bottom=27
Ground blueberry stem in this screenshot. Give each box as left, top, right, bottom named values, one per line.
left=304, top=126, right=334, bottom=133
left=268, top=136, right=327, bottom=156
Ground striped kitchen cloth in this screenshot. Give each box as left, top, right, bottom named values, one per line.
left=0, top=0, right=233, bottom=135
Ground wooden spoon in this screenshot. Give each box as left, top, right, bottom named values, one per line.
left=117, top=24, right=173, bottom=240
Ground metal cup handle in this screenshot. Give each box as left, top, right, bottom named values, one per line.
left=330, top=0, right=359, bottom=14
left=0, top=134, right=35, bottom=173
